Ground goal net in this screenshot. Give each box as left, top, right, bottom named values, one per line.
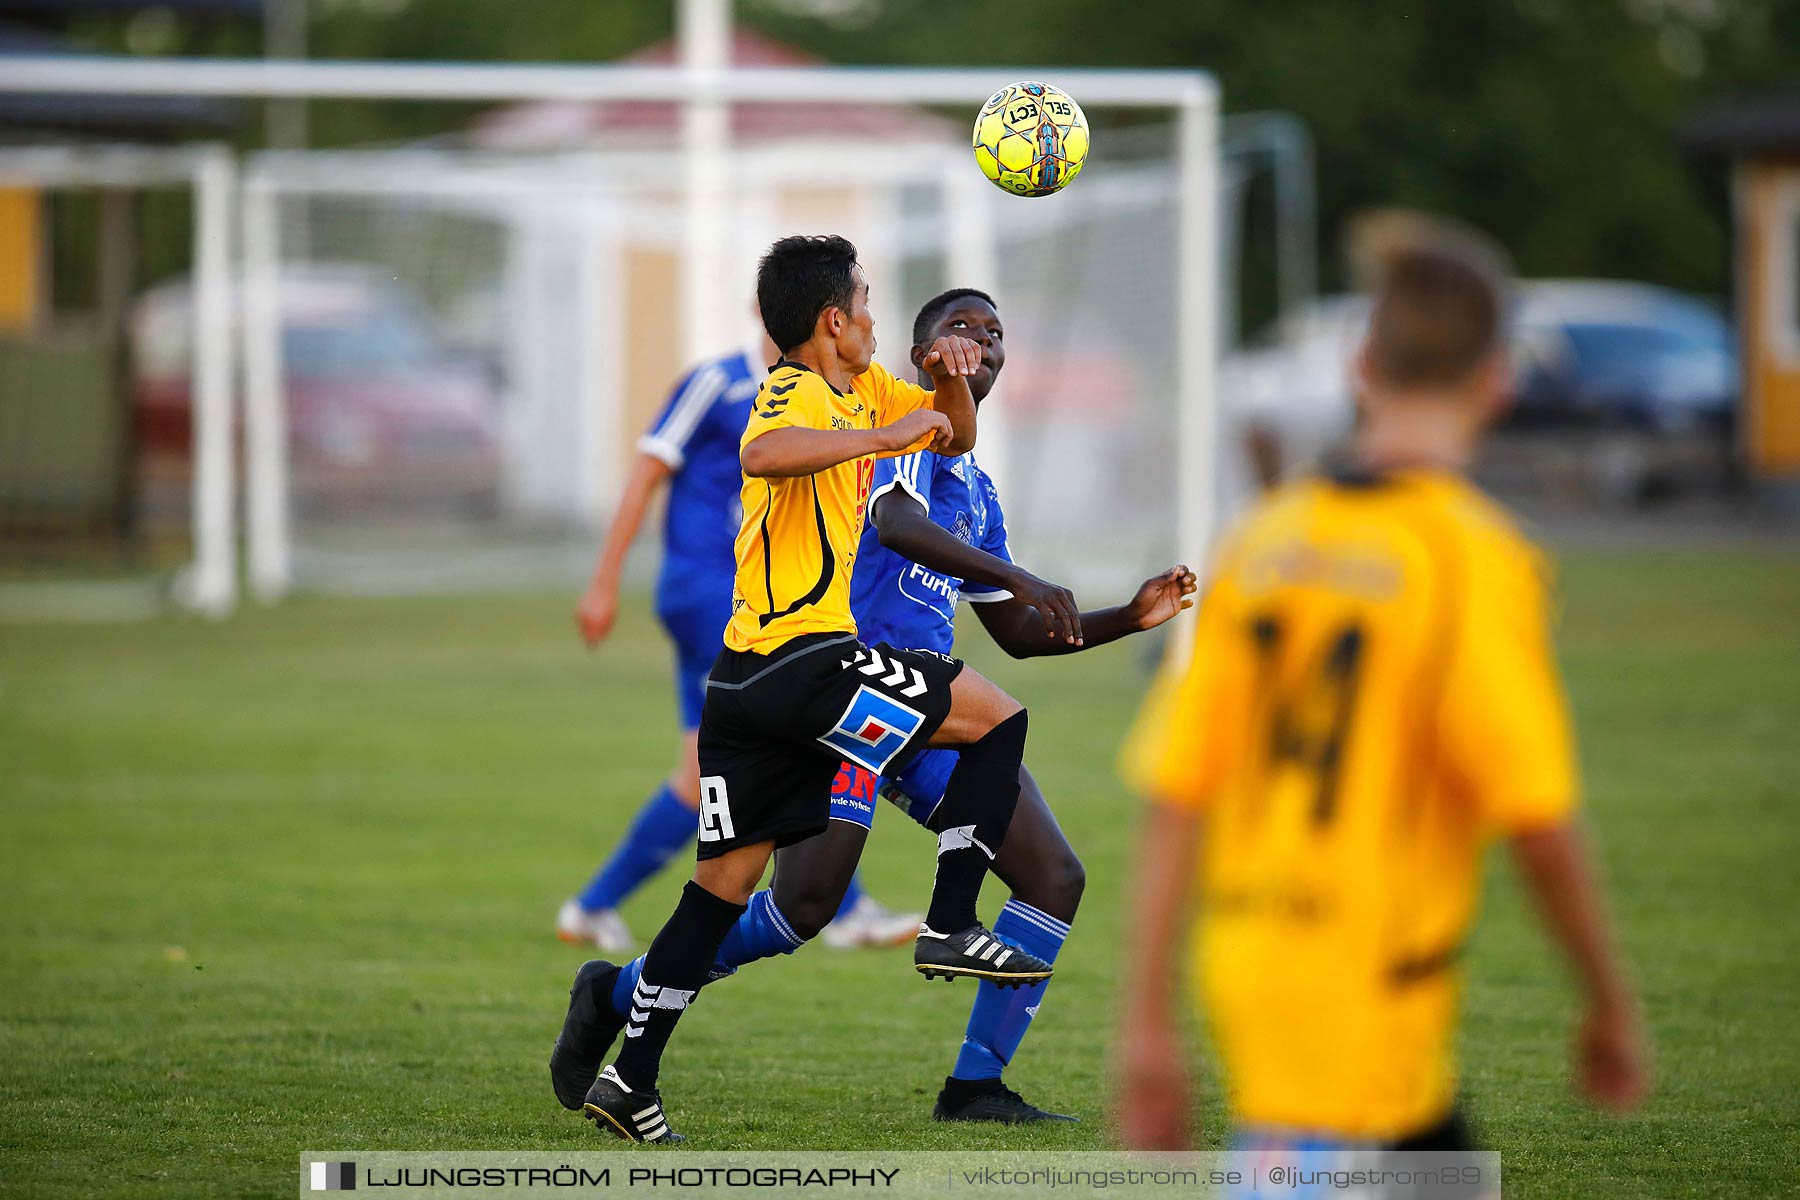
left=0, top=54, right=1225, bottom=617
left=244, top=99, right=1223, bottom=606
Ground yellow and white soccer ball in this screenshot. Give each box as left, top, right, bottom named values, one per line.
left=972, top=81, right=1089, bottom=198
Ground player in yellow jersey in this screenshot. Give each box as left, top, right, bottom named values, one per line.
left=1118, top=227, right=1649, bottom=1164
left=555, top=236, right=1056, bottom=1143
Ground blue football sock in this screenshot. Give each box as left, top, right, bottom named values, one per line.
left=952, top=899, right=1071, bottom=1082
left=610, top=889, right=806, bottom=1018
left=833, top=872, right=866, bottom=922
left=575, top=784, right=695, bottom=913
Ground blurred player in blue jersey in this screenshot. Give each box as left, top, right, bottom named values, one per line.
left=555, top=289, right=1195, bottom=1122
left=556, top=328, right=920, bottom=953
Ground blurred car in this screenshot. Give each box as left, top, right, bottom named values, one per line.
left=1511, top=281, right=1737, bottom=433
left=1509, top=281, right=1738, bottom=500
left=1215, top=295, right=1366, bottom=516
left=1219, top=280, right=1740, bottom=503
left=131, top=263, right=501, bottom=513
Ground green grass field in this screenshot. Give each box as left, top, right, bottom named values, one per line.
left=2, top=549, right=1797, bottom=1197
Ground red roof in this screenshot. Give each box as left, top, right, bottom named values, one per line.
left=472, top=27, right=954, bottom=150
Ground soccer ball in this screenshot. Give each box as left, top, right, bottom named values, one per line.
left=972, top=81, right=1089, bottom=198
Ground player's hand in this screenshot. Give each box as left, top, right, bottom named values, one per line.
left=1117, top=1026, right=1192, bottom=1150
left=575, top=580, right=619, bottom=648
left=1125, top=564, right=1199, bottom=631
left=1575, top=1000, right=1649, bottom=1112
left=1007, top=569, right=1083, bottom=646
left=919, top=334, right=982, bottom=382
left=882, top=409, right=955, bottom=455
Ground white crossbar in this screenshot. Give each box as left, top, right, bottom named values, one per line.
left=0, top=57, right=1215, bottom=109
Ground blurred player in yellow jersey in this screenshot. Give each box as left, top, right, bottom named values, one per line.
left=1119, top=225, right=1649, bottom=1157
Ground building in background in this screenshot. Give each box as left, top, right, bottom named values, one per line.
left=1688, top=91, right=1800, bottom=488
left=466, top=25, right=954, bottom=467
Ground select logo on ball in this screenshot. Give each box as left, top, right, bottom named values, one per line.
left=972, top=80, right=1089, bottom=197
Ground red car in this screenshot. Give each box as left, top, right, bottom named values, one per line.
left=131, top=263, right=501, bottom=520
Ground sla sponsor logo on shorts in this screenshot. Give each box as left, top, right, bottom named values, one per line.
left=819, top=686, right=925, bottom=774
left=829, top=763, right=879, bottom=828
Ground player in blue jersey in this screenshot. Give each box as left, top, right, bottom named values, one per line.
left=553, top=289, right=1196, bottom=1124
left=556, top=330, right=920, bottom=953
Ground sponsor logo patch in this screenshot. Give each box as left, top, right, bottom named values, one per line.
left=819, top=686, right=926, bottom=774
left=828, top=763, right=880, bottom=829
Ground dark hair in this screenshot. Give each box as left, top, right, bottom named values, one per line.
left=1366, top=234, right=1511, bottom=389
left=911, top=287, right=997, bottom=348
left=756, top=235, right=860, bottom=353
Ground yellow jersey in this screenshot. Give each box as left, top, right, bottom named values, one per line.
left=725, top=358, right=937, bottom=654
left=1124, top=466, right=1577, bottom=1140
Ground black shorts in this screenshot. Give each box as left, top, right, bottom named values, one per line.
left=694, top=632, right=962, bottom=860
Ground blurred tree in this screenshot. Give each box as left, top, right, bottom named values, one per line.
left=60, top=0, right=1800, bottom=304
left=743, top=0, right=1800, bottom=305
left=294, top=0, right=672, bottom=146
left=70, top=1, right=675, bottom=149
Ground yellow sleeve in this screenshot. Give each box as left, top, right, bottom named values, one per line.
left=864, top=360, right=936, bottom=423
left=1437, top=537, right=1578, bottom=833
left=741, top=369, right=833, bottom=448
left=857, top=360, right=941, bottom=459
left=1120, top=572, right=1250, bottom=813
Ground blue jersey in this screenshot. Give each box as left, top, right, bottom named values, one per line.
left=850, top=448, right=1015, bottom=657
left=639, top=349, right=760, bottom=620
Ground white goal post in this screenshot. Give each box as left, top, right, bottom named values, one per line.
left=1, top=52, right=1219, bottom=613
left=0, top=142, right=237, bottom=617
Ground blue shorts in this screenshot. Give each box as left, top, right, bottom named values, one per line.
left=658, top=600, right=730, bottom=731
left=828, top=746, right=957, bottom=831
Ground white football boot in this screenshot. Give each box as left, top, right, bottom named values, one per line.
left=555, top=899, right=635, bottom=953
left=821, top=894, right=924, bottom=949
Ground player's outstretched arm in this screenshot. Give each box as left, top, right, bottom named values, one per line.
left=872, top=492, right=1196, bottom=655
left=1117, top=801, right=1203, bottom=1150
left=974, top=565, right=1198, bottom=659
left=741, top=410, right=952, bottom=478
left=918, top=335, right=981, bottom=455
left=1510, top=821, right=1651, bottom=1113
left=577, top=450, right=674, bottom=647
